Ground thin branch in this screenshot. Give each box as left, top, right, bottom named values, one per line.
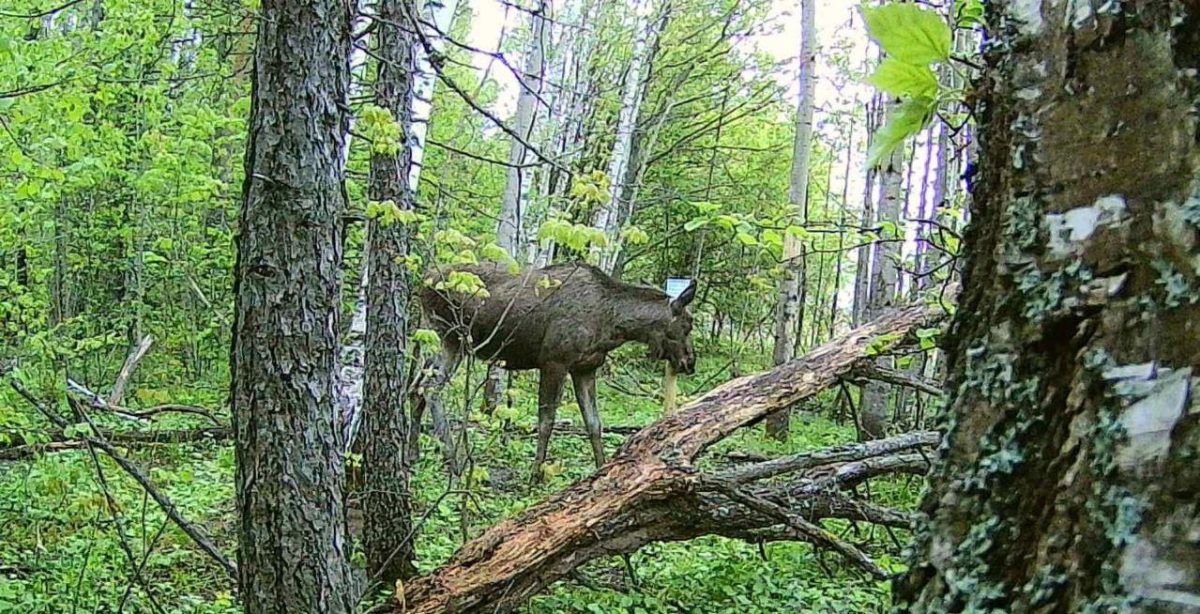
left=0, top=0, right=85, bottom=19
left=848, top=362, right=945, bottom=397
left=67, top=398, right=238, bottom=581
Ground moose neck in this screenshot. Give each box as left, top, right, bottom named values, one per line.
left=613, top=290, right=674, bottom=344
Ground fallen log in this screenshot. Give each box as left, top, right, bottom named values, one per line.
left=396, top=302, right=941, bottom=613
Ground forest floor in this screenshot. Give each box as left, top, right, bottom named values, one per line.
left=1, top=344, right=918, bottom=613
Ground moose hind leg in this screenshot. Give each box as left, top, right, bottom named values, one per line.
left=425, top=340, right=463, bottom=477
left=532, top=369, right=565, bottom=483
left=572, top=370, right=605, bottom=468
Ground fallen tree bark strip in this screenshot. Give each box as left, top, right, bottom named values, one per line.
left=398, top=302, right=940, bottom=613
left=720, top=430, right=939, bottom=484
left=847, top=362, right=944, bottom=397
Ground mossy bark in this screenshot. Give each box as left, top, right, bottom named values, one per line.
left=897, top=2, right=1200, bottom=611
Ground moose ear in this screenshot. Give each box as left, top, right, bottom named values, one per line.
left=670, top=280, right=697, bottom=313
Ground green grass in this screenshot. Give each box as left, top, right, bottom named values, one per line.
left=1, top=349, right=919, bottom=613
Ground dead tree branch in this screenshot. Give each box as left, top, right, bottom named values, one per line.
left=391, top=302, right=942, bottom=613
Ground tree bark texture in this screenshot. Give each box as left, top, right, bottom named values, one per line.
left=229, top=0, right=355, bottom=611
left=897, top=3, right=1200, bottom=611
left=393, top=302, right=941, bottom=612
left=362, top=0, right=421, bottom=585
left=860, top=107, right=905, bottom=440
left=766, top=0, right=817, bottom=440
left=593, top=0, right=655, bottom=273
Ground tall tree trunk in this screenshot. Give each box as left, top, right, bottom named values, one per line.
left=898, top=2, right=1200, bottom=611
left=593, top=0, right=656, bottom=273
left=766, top=0, right=816, bottom=440
left=487, top=0, right=548, bottom=413
left=859, top=103, right=904, bottom=441
left=338, top=0, right=460, bottom=446
left=852, top=94, right=883, bottom=327
left=496, top=0, right=546, bottom=259
left=229, top=0, right=355, bottom=611
left=408, top=0, right=460, bottom=189
left=361, top=0, right=420, bottom=585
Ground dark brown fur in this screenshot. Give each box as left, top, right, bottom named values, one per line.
left=420, top=261, right=697, bottom=478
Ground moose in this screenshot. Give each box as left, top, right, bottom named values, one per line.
left=420, top=261, right=698, bottom=480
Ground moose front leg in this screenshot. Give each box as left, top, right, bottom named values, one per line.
left=571, top=370, right=605, bottom=468
left=532, top=368, right=566, bottom=483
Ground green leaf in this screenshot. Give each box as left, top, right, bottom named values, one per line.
left=735, top=231, right=759, bottom=246
left=955, top=0, right=986, bottom=27
left=867, top=58, right=938, bottom=99
left=684, top=218, right=709, bottom=232
left=413, top=329, right=441, bottom=345
left=867, top=96, right=936, bottom=168
left=862, top=3, right=952, bottom=65
left=879, top=220, right=899, bottom=238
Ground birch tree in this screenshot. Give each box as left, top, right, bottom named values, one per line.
left=486, top=0, right=548, bottom=412
left=860, top=124, right=904, bottom=440
left=592, top=0, right=656, bottom=273
left=337, top=0, right=460, bottom=448
left=897, top=1, right=1200, bottom=610
left=765, top=0, right=816, bottom=441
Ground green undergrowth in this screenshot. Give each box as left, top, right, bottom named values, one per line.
left=2, top=349, right=919, bottom=613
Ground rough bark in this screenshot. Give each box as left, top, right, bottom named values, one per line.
left=766, top=0, right=817, bottom=441
left=361, top=0, right=421, bottom=585
left=897, top=3, right=1200, bottom=611
left=860, top=105, right=905, bottom=440
left=229, top=0, right=355, bottom=611
left=338, top=0, right=461, bottom=447
left=392, top=302, right=941, bottom=612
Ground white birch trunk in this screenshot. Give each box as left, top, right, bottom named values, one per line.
left=860, top=103, right=905, bottom=440
left=497, top=1, right=547, bottom=258
left=592, top=0, right=654, bottom=273
left=765, top=0, right=816, bottom=440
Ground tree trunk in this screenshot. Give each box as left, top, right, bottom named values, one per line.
left=765, top=0, right=817, bottom=441
left=338, top=0, right=460, bottom=445
left=496, top=0, right=546, bottom=259
left=852, top=94, right=883, bottom=327
left=361, top=0, right=421, bottom=585
left=593, top=0, right=656, bottom=272
left=487, top=0, right=548, bottom=413
left=392, top=302, right=941, bottom=613
left=897, top=2, right=1200, bottom=611
left=860, top=103, right=904, bottom=440
left=229, top=0, right=355, bottom=611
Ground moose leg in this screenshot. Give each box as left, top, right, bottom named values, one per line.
left=532, top=368, right=565, bottom=483
left=572, top=370, right=605, bottom=468
left=425, top=340, right=463, bottom=477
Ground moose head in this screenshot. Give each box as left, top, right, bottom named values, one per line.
left=645, top=280, right=698, bottom=375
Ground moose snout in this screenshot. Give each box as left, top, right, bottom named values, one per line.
left=674, top=352, right=696, bottom=375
